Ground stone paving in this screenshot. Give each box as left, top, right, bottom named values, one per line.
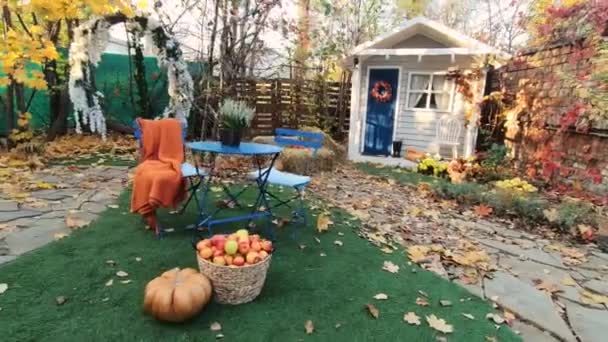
left=0, top=165, right=129, bottom=265
left=311, top=165, right=608, bottom=342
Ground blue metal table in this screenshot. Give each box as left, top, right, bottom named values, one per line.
left=186, top=141, right=283, bottom=237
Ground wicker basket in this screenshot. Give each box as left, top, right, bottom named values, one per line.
left=196, top=254, right=272, bottom=305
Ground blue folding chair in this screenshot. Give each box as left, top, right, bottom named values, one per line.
left=248, top=128, right=324, bottom=229
left=133, top=119, right=207, bottom=219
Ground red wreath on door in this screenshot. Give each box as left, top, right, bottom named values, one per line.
left=371, top=80, right=393, bottom=103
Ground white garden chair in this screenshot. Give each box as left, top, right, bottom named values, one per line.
left=435, top=115, right=463, bottom=159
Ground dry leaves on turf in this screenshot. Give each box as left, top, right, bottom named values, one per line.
left=382, top=261, right=399, bottom=273
left=316, top=213, right=333, bottom=233
left=403, top=312, right=421, bottom=325
left=366, top=304, right=379, bottom=319
left=416, top=297, right=429, bottom=306
left=426, top=314, right=454, bottom=333
left=305, top=320, right=314, bottom=334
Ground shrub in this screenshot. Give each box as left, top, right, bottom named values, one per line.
left=552, top=201, right=598, bottom=232
left=417, top=158, right=448, bottom=177
left=481, top=143, right=510, bottom=168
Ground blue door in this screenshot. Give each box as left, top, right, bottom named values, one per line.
left=363, top=68, right=399, bottom=155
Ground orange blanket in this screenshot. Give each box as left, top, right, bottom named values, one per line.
left=130, top=118, right=186, bottom=216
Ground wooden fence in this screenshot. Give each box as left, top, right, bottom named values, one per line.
left=227, top=78, right=351, bottom=137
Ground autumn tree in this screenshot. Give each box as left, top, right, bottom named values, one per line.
left=0, top=0, right=136, bottom=141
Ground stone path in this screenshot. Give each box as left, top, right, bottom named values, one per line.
left=310, top=165, right=608, bottom=342
left=0, top=165, right=129, bottom=265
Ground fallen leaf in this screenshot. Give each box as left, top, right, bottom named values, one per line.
left=560, top=275, right=577, bottom=287
left=462, top=313, right=475, bottom=320
left=116, top=271, right=128, bottom=278
left=135, top=257, right=142, bottom=262
left=106, top=260, right=116, bottom=266
left=0, top=283, right=7, bottom=294
left=314, top=237, right=321, bottom=244
left=485, top=313, right=505, bottom=324
left=533, top=279, right=562, bottom=295
left=439, top=300, right=452, bottom=307
left=418, top=290, right=429, bottom=297
left=426, top=314, right=453, bottom=333
left=334, top=240, right=343, bottom=246
left=474, top=204, right=493, bottom=217
left=210, top=322, right=222, bottom=331
left=416, top=297, right=429, bottom=306
left=215, top=333, right=224, bottom=339
left=403, top=312, right=421, bottom=325
left=373, top=293, right=388, bottom=300
left=337, top=232, right=344, bottom=236
left=305, top=320, right=314, bottom=334
left=320, top=252, right=326, bottom=257
left=65, top=211, right=91, bottom=229
left=380, top=246, right=393, bottom=254
left=335, top=323, right=341, bottom=329
left=210, top=186, right=222, bottom=193
left=54, top=233, right=68, bottom=240
left=56, top=296, right=68, bottom=305
left=316, top=213, right=333, bottom=233
left=543, top=208, right=559, bottom=222
left=107, top=204, right=119, bottom=209
left=382, top=261, right=399, bottom=273
left=105, top=279, right=114, bottom=287
left=504, top=310, right=516, bottom=325
left=366, top=304, right=379, bottom=319
left=579, top=289, right=608, bottom=305
left=120, top=280, right=132, bottom=284
left=577, top=224, right=595, bottom=242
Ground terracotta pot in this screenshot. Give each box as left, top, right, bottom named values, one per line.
left=405, top=148, right=425, bottom=161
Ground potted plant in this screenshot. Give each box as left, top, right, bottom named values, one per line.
left=219, top=99, right=255, bottom=147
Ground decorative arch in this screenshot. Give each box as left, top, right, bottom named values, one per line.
left=68, top=13, right=193, bottom=138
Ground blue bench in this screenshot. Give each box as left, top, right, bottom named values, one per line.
left=248, top=128, right=324, bottom=231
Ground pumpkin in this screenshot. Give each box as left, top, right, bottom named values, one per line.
left=143, top=267, right=213, bottom=322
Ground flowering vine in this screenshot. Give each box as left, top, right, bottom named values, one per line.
left=68, top=13, right=193, bottom=139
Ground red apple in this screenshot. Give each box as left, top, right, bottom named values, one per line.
left=246, top=251, right=260, bottom=264
left=213, top=256, right=226, bottom=266
left=211, top=234, right=226, bottom=246
left=261, top=240, right=273, bottom=252
left=250, top=241, right=262, bottom=252
left=233, top=255, right=245, bottom=266
left=259, top=250, right=268, bottom=260
left=213, top=248, right=225, bottom=257
left=199, top=247, right=213, bottom=259
left=238, top=241, right=250, bottom=254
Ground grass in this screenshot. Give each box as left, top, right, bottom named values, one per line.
left=0, top=187, right=520, bottom=341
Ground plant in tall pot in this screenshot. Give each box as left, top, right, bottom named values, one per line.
left=219, top=99, right=255, bottom=147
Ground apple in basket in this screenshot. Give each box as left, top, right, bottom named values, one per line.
left=199, top=247, right=213, bottom=259
left=235, top=229, right=249, bottom=240
left=238, top=240, right=250, bottom=254
left=233, top=255, right=245, bottom=266
left=259, top=250, right=268, bottom=260
left=213, top=256, right=226, bottom=266
left=246, top=251, right=260, bottom=264
left=224, top=254, right=234, bottom=266
left=196, top=239, right=211, bottom=250
left=261, top=240, right=273, bottom=252
left=224, top=240, right=238, bottom=255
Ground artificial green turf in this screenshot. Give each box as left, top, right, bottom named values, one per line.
left=0, top=188, right=520, bottom=342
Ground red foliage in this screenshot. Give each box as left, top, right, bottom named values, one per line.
left=559, top=102, right=586, bottom=131
left=585, top=167, right=603, bottom=184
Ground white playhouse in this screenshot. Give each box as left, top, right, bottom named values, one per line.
left=342, top=17, right=508, bottom=166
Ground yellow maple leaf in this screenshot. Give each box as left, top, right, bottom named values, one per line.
left=408, top=245, right=431, bottom=263
left=316, top=213, right=332, bottom=233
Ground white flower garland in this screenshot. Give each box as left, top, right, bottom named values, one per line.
left=68, top=15, right=193, bottom=139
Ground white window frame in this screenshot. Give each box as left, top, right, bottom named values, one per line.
left=405, top=71, right=455, bottom=112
